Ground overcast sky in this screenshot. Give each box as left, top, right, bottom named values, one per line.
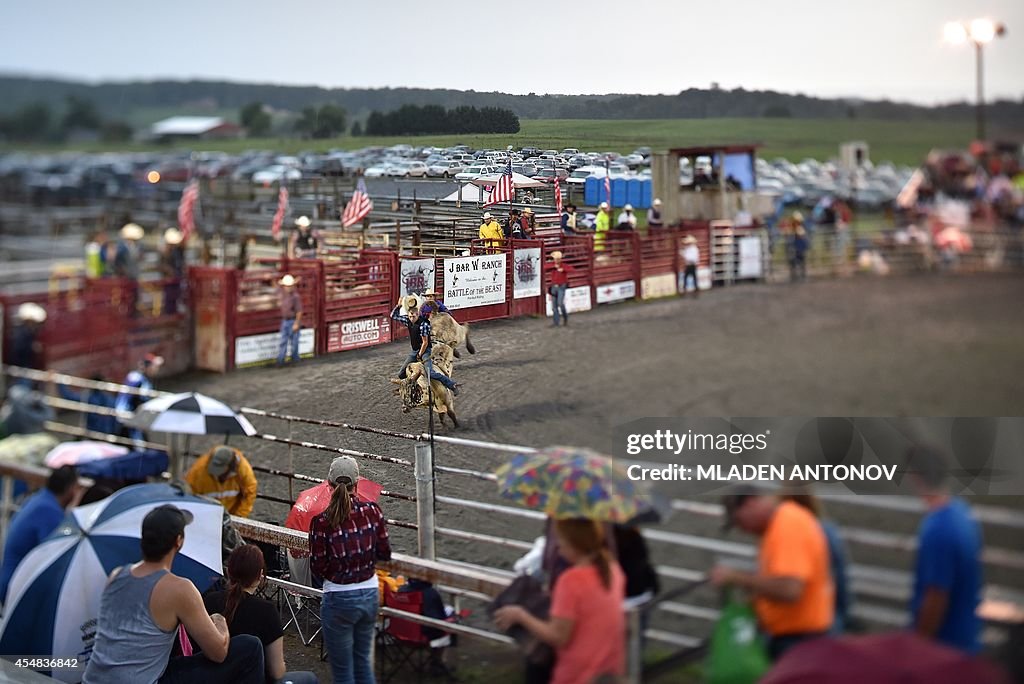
left=2, top=0, right=1022, bottom=105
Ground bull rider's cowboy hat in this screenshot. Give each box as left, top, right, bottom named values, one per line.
left=295, top=216, right=312, bottom=228
left=279, top=274, right=297, bottom=287
left=17, top=302, right=47, bottom=323
left=163, top=227, right=184, bottom=245
left=120, top=223, right=145, bottom=240
left=403, top=295, right=420, bottom=311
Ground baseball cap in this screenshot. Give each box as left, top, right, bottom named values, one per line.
left=328, top=456, right=359, bottom=486
left=141, top=504, right=193, bottom=548
left=207, top=446, right=237, bottom=477
left=720, top=484, right=761, bottom=531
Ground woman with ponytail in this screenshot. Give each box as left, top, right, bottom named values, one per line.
left=495, top=518, right=626, bottom=684
left=309, top=456, right=391, bottom=684
left=204, top=544, right=319, bottom=683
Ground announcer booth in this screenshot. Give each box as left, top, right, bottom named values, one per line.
left=190, top=259, right=322, bottom=372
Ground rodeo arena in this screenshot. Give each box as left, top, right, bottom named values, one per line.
left=0, top=139, right=1023, bottom=684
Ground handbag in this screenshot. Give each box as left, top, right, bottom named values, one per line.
left=488, top=575, right=555, bottom=667
left=705, top=593, right=770, bottom=684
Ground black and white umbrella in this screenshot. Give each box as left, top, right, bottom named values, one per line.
left=128, top=392, right=256, bottom=436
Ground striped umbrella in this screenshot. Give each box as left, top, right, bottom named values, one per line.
left=0, top=484, right=223, bottom=682
left=127, top=392, right=256, bottom=436
left=495, top=447, right=650, bottom=523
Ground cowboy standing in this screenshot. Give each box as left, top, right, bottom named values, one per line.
left=681, top=235, right=700, bottom=297
left=594, top=202, right=612, bottom=251
left=647, top=199, right=664, bottom=229
left=290, top=216, right=319, bottom=259
left=479, top=211, right=505, bottom=251
left=277, top=274, right=303, bottom=366
left=546, top=250, right=574, bottom=327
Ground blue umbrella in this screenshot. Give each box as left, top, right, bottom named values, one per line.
left=0, top=484, right=223, bottom=681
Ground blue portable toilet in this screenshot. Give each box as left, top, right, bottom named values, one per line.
left=611, top=178, right=628, bottom=207
left=640, top=178, right=652, bottom=209
left=626, top=179, right=643, bottom=209
left=584, top=176, right=601, bottom=206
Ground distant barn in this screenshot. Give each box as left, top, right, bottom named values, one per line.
left=149, top=116, right=243, bottom=142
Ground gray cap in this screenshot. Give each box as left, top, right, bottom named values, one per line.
left=328, top=456, right=359, bottom=486
left=207, top=446, right=237, bottom=477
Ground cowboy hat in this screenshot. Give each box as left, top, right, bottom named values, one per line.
left=482, top=212, right=493, bottom=220
left=16, top=302, right=47, bottom=323
left=403, top=295, right=420, bottom=311
left=550, top=250, right=564, bottom=259
left=120, top=223, right=144, bottom=240
left=653, top=198, right=663, bottom=206
left=522, top=207, right=534, bottom=215
left=423, top=287, right=437, bottom=296
left=163, top=227, right=183, bottom=245
left=792, top=211, right=805, bottom=222
left=683, top=235, right=698, bottom=244
left=279, top=274, right=297, bottom=287
left=294, top=216, right=311, bottom=228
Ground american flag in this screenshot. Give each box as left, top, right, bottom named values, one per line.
left=484, top=160, right=514, bottom=207
left=271, top=184, right=289, bottom=241
left=342, top=177, right=373, bottom=228
left=177, top=180, right=199, bottom=242
left=553, top=176, right=563, bottom=215
left=604, top=159, right=612, bottom=204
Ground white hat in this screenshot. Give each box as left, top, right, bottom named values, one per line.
left=599, top=202, right=609, bottom=210
left=653, top=198, right=663, bottom=206
left=683, top=235, right=698, bottom=244
left=522, top=207, right=534, bottom=215
left=624, top=204, right=633, bottom=211
left=120, top=223, right=144, bottom=240
left=17, top=302, right=47, bottom=323
left=423, top=287, right=437, bottom=296
left=295, top=216, right=311, bottom=228
left=483, top=212, right=493, bottom=220
left=550, top=250, right=564, bottom=259
left=163, top=227, right=183, bottom=245
left=279, top=274, right=297, bottom=287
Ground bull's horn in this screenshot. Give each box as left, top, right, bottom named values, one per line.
left=390, top=378, right=403, bottom=384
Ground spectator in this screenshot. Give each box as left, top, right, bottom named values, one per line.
left=522, top=207, right=538, bottom=238
left=546, top=251, right=573, bottom=328
left=711, top=488, right=833, bottom=661
left=594, top=202, right=611, bottom=252
left=905, top=445, right=983, bottom=654
left=9, top=303, right=47, bottom=381
left=115, top=353, right=164, bottom=441
left=85, top=230, right=110, bottom=278
left=185, top=446, right=258, bottom=518
left=421, top=288, right=450, bottom=316
left=560, top=204, right=579, bottom=235
left=57, top=374, right=119, bottom=436
left=506, top=209, right=527, bottom=240
left=160, top=228, right=186, bottom=315
left=309, top=456, right=391, bottom=684
left=783, top=492, right=852, bottom=634
left=0, top=466, right=82, bottom=604
left=681, top=235, right=700, bottom=297
left=495, top=518, right=626, bottom=684
left=277, top=274, right=303, bottom=367
left=789, top=217, right=809, bottom=282
left=479, top=212, right=504, bottom=251
left=83, top=504, right=264, bottom=684
left=646, top=199, right=664, bottom=230
left=204, top=544, right=319, bottom=684
left=237, top=234, right=258, bottom=271
left=615, top=204, right=637, bottom=231
left=114, top=223, right=144, bottom=280
left=286, top=459, right=346, bottom=587
left=0, top=384, right=54, bottom=436
left=290, top=216, right=319, bottom=259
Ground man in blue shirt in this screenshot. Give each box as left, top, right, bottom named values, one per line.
left=115, top=353, right=163, bottom=440
left=906, top=445, right=983, bottom=654
left=58, top=375, right=119, bottom=436
left=0, top=465, right=82, bottom=604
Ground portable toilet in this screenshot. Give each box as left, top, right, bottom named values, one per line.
left=611, top=178, right=628, bottom=207
left=626, top=178, right=644, bottom=209
left=640, top=178, right=653, bottom=209
left=584, top=176, right=601, bottom=206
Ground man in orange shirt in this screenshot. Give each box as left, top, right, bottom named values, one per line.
left=711, top=487, right=834, bottom=660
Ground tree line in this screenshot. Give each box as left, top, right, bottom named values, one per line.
left=364, top=104, right=520, bottom=135
left=0, top=96, right=133, bottom=143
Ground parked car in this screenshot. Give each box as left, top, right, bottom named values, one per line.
left=391, top=161, right=429, bottom=177
left=566, top=166, right=607, bottom=186
left=454, top=164, right=499, bottom=180
left=428, top=160, right=465, bottom=177
left=364, top=164, right=394, bottom=178
left=561, top=148, right=580, bottom=156
left=520, top=146, right=540, bottom=157
left=531, top=164, right=569, bottom=182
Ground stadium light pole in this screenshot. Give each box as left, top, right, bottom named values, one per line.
left=944, top=18, right=1007, bottom=141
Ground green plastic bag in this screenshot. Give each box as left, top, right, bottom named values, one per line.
left=705, top=595, right=770, bottom=684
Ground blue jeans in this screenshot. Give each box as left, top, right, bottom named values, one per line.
left=683, top=264, right=698, bottom=291
left=421, top=347, right=456, bottom=391
left=551, top=284, right=568, bottom=325
left=321, top=588, right=379, bottom=684
left=398, top=351, right=418, bottom=379
left=278, top=319, right=300, bottom=364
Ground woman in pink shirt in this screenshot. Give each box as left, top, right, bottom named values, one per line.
left=496, top=519, right=626, bottom=684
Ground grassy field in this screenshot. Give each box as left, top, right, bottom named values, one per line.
left=1, top=117, right=991, bottom=165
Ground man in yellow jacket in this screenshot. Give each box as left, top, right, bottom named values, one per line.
left=594, top=201, right=612, bottom=252
left=478, top=211, right=504, bottom=252
left=185, top=446, right=258, bottom=518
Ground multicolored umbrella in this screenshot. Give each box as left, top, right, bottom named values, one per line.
left=495, top=447, right=649, bottom=523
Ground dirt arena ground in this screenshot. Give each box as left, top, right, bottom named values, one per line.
left=166, top=272, right=1024, bottom=680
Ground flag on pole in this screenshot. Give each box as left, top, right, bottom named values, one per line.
left=604, top=159, right=612, bottom=205
left=342, top=177, right=373, bottom=228
left=553, top=176, right=563, bottom=215
left=271, top=184, right=289, bottom=241
left=177, top=180, right=199, bottom=242
left=484, top=160, right=515, bottom=207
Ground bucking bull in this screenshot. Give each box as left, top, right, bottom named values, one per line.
left=389, top=294, right=476, bottom=427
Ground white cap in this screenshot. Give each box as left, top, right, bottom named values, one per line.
left=483, top=212, right=493, bottom=220
left=653, top=198, right=662, bottom=206
left=599, top=202, right=609, bottom=210
left=17, top=302, right=47, bottom=323
left=120, top=223, right=144, bottom=240
left=279, top=274, right=297, bottom=287
left=163, top=227, right=183, bottom=245
left=624, top=204, right=633, bottom=211
left=295, top=216, right=311, bottom=228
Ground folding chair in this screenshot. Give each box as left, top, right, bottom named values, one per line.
left=376, top=587, right=460, bottom=683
